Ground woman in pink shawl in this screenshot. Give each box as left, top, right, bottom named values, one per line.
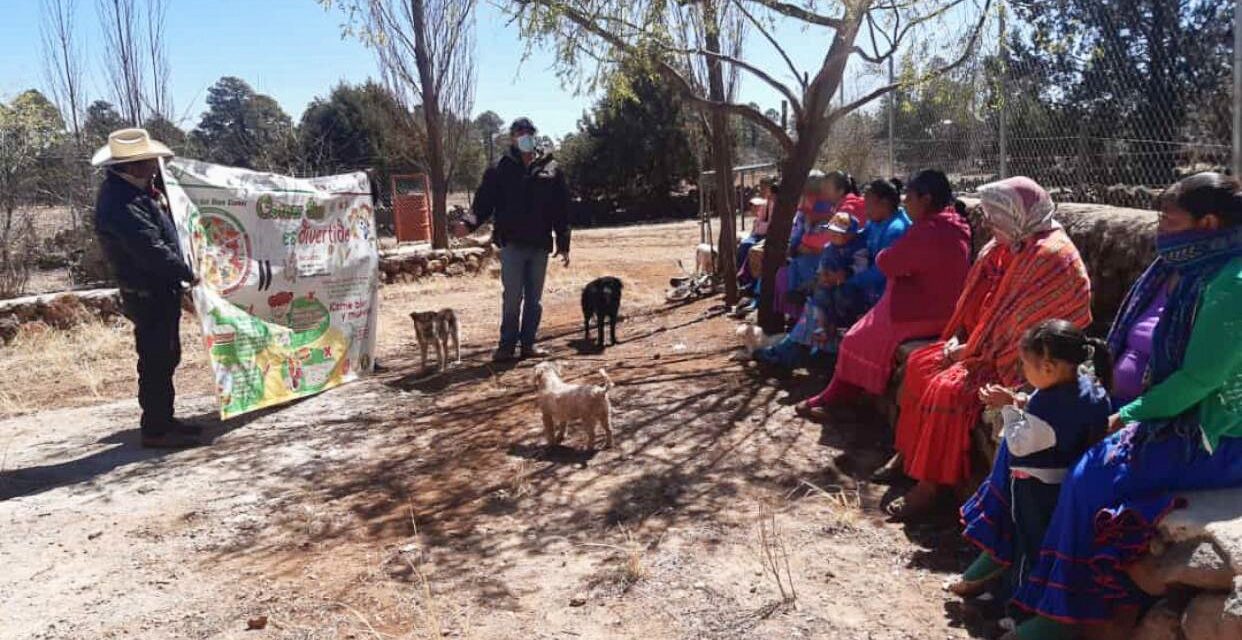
left=798, top=169, right=972, bottom=417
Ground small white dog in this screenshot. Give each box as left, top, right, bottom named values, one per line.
left=735, top=323, right=783, bottom=358
left=533, top=361, right=614, bottom=450
left=695, top=243, right=717, bottom=275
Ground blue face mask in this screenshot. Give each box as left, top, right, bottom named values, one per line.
left=516, top=135, right=536, bottom=153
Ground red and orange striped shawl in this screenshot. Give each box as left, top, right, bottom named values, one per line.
left=942, top=228, right=1093, bottom=387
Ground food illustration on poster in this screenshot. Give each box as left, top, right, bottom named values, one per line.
left=166, top=159, right=379, bottom=419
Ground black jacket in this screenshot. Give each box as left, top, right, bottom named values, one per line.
left=95, top=172, right=194, bottom=295
left=467, top=147, right=570, bottom=254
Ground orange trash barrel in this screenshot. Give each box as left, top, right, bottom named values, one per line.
left=391, top=173, right=433, bottom=243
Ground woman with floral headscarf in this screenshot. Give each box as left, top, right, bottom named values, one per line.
left=883, top=176, right=1093, bottom=520
left=993, top=173, right=1242, bottom=640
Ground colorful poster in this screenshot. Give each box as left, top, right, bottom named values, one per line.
left=165, top=159, right=380, bottom=419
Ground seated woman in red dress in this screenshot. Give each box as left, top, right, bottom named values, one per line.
left=797, top=169, right=971, bottom=417
left=884, top=176, right=1093, bottom=520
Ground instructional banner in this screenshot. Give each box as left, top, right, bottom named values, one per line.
left=165, top=159, right=380, bottom=419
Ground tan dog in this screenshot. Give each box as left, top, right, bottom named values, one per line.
left=409, top=309, right=460, bottom=372
left=533, top=361, right=614, bottom=450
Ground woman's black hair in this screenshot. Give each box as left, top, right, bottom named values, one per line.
left=825, top=170, right=858, bottom=196
left=864, top=178, right=902, bottom=209
left=760, top=176, right=780, bottom=194
left=1020, top=319, right=1114, bottom=392
left=1161, top=172, right=1241, bottom=227
left=905, top=169, right=954, bottom=210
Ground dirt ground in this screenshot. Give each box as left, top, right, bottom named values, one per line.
left=0, top=220, right=987, bottom=640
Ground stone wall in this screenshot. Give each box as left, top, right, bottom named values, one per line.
left=1129, top=489, right=1242, bottom=640
left=0, top=245, right=497, bottom=344
left=377, top=245, right=495, bottom=284
left=0, top=289, right=124, bottom=344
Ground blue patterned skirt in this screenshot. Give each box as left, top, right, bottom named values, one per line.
left=1000, top=427, right=1242, bottom=623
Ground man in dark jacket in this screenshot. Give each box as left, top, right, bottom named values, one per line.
left=92, top=128, right=200, bottom=448
left=453, top=117, right=570, bottom=362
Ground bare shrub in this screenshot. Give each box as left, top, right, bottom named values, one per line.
left=753, top=503, right=797, bottom=607
left=384, top=508, right=478, bottom=640
left=0, top=212, right=38, bottom=299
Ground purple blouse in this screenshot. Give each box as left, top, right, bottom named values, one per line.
left=1111, top=287, right=1168, bottom=406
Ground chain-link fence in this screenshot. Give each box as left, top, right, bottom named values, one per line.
left=873, top=0, right=1237, bottom=207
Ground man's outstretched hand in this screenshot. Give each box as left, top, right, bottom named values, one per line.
left=554, top=251, right=570, bottom=268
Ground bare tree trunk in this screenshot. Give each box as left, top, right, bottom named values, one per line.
left=757, top=137, right=818, bottom=333
left=412, top=0, right=451, bottom=249
left=702, top=0, right=738, bottom=306
left=41, top=0, right=89, bottom=229
left=99, top=0, right=144, bottom=125
left=145, top=0, right=170, bottom=120
left=42, top=0, right=84, bottom=144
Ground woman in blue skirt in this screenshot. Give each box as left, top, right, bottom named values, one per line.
left=996, top=173, right=1242, bottom=639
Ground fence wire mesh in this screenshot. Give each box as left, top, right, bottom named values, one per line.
left=873, top=0, right=1235, bottom=207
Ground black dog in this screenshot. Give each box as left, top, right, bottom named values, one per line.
left=581, top=276, right=623, bottom=348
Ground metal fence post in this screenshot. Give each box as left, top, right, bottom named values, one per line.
left=888, top=55, right=895, bottom=177
left=1234, top=0, right=1241, bottom=177
left=998, top=0, right=1008, bottom=179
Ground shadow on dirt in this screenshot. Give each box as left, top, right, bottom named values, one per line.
left=0, top=405, right=276, bottom=501
left=508, top=442, right=599, bottom=466
left=567, top=337, right=606, bottom=355
left=186, top=297, right=972, bottom=608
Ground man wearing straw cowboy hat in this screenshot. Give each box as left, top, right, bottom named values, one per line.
left=93, top=128, right=201, bottom=448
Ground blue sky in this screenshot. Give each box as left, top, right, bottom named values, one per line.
left=0, top=1, right=937, bottom=139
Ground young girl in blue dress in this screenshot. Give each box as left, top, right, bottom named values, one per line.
left=952, top=320, right=1114, bottom=605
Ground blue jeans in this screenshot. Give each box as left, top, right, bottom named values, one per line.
left=499, top=244, right=549, bottom=350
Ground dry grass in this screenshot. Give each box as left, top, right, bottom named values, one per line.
left=581, top=526, right=651, bottom=590
left=507, top=459, right=534, bottom=500
left=398, top=509, right=478, bottom=640
left=753, top=503, right=798, bottom=607
left=799, top=479, right=864, bottom=533
left=617, top=527, right=649, bottom=587
left=0, top=316, right=208, bottom=419
left=0, top=320, right=137, bottom=416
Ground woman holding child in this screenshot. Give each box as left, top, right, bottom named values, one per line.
left=758, top=174, right=913, bottom=369
left=982, top=172, right=1242, bottom=640
left=884, top=176, right=1093, bottom=520
left=797, top=170, right=970, bottom=416
left=779, top=172, right=865, bottom=321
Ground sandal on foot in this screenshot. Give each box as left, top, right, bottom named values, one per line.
left=946, top=573, right=1002, bottom=598
left=946, top=552, right=1005, bottom=598
left=884, top=491, right=935, bottom=522
left=869, top=452, right=905, bottom=484
left=795, top=401, right=829, bottom=421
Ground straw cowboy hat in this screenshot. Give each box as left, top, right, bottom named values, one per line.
left=91, top=127, right=174, bottom=167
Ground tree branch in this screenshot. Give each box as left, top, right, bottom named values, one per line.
left=852, top=0, right=969, bottom=64
left=524, top=0, right=795, bottom=154
left=665, top=45, right=803, bottom=118
left=656, top=61, right=795, bottom=154
left=837, top=0, right=991, bottom=115
left=740, top=0, right=844, bottom=29
left=730, top=0, right=805, bottom=90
